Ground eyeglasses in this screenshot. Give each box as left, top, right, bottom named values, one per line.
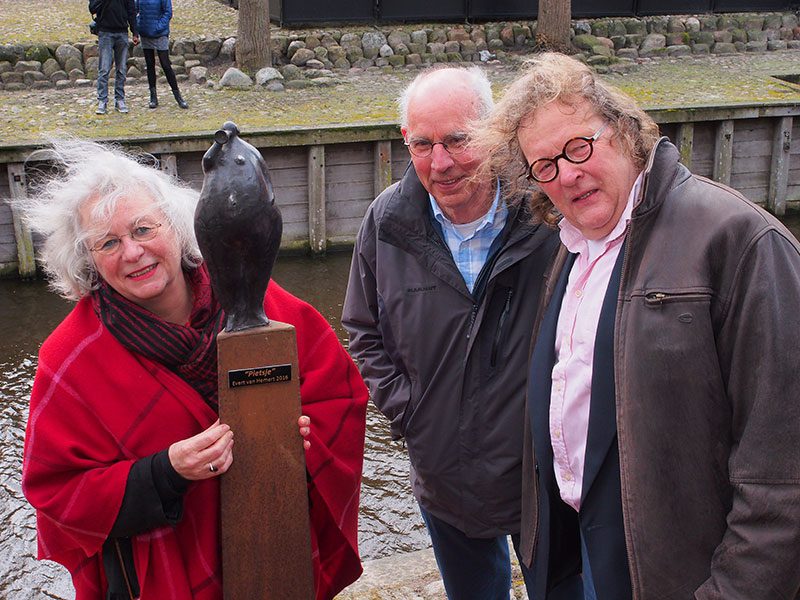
left=526, top=123, right=608, bottom=183
left=404, top=134, right=469, bottom=158
left=89, top=221, right=162, bottom=255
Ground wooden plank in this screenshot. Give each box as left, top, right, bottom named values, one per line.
left=0, top=234, right=17, bottom=264
left=217, top=323, right=315, bottom=600
left=326, top=179, right=374, bottom=203
left=7, top=163, right=36, bottom=279
left=713, top=120, right=734, bottom=185
left=276, top=190, right=311, bottom=214
left=326, top=197, right=377, bottom=220
left=676, top=122, right=694, bottom=170
left=768, top=116, right=793, bottom=216
left=732, top=123, right=773, bottom=143
left=325, top=143, right=371, bottom=167
left=731, top=153, right=771, bottom=174
left=731, top=166, right=770, bottom=189
left=325, top=163, right=373, bottom=186
left=789, top=134, right=800, bottom=201
left=262, top=147, right=310, bottom=168
left=391, top=140, right=411, bottom=183
left=374, top=140, right=392, bottom=198
left=648, top=104, right=800, bottom=126
left=326, top=216, right=369, bottom=238
left=159, top=153, right=178, bottom=178
left=270, top=166, right=314, bottom=189
left=689, top=122, right=714, bottom=179
left=308, top=145, right=326, bottom=254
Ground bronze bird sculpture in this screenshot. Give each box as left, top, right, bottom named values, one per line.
left=195, top=121, right=283, bottom=332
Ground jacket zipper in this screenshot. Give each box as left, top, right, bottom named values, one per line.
left=465, top=303, right=478, bottom=340
left=643, top=291, right=711, bottom=306
left=490, top=288, right=513, bottom=367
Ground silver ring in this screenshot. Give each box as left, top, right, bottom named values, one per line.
left=208, top=463, right=218, bottom=473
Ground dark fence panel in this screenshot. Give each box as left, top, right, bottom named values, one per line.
left=271, top=0, right=798, bottom=26
left=272, top=0, right=373, bottom=25
left=635, top=0, right=712, bottom=15
left=713, top=0, right=793, bottom=10
left=469, top=0, right=535, bottom=21
left=380, top=0, right=465, bottom=22
left=573, top=0, right=635, bottom=17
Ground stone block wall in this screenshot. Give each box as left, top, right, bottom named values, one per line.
left=1, top=11, right=799, bottom=90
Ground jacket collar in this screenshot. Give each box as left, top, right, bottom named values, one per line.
left=378, top=162, right=542, bottom=257
left=633, top=137, right=690, bottom=220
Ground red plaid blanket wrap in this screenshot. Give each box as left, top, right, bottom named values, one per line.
left=22, top=280, right=368, bottom=600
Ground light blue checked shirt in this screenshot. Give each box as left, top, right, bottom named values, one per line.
left=429, top=182, right=507, bottom=293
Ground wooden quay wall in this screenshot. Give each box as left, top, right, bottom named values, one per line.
left=1, top=102, right=799, bottom=278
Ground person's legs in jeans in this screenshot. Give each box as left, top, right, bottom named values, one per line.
left=96, top=31, right=113, bottom=104
left=420, top=506, right=512, bottom=600
left=112, top=32, right=129, bottom=103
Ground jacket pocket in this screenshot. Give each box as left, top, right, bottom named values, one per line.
left=399, top=377, right=417, bottom=436
left=643, top=289, right=713, bottom=307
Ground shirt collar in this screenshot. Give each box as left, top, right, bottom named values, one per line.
left=558, top=170, right=645, bottom=255
left=429, top=180, right=503, bottom=230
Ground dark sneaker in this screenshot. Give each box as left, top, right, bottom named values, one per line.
left=95, top=101, right=107, bottom=115
left=115, top=100, right=129, bottom=114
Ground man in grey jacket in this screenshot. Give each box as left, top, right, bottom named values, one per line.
left=342, top=67, right=558, bottom=599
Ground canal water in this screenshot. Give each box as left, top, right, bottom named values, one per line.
left=2, top=214, right=799, bottom=598
left=0, top=251, right=429, bottom=599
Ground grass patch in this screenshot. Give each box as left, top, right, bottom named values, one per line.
left=0, top=0, right=237, bottom=45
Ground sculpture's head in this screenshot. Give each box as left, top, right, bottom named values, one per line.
left=200, top=121, right=276, bottom=213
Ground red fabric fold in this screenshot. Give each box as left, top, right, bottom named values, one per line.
left=23, top=279, right=368, bottom=600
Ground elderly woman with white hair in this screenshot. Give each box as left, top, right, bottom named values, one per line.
left=19, top=139, right=368, bottom=600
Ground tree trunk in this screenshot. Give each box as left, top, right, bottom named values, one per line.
left=536, top=0, right=572, bottom=53
left=236, top=0, right=271, bottom=74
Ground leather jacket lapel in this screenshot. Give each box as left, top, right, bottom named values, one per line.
left=528, top=252, right=576, bottom=466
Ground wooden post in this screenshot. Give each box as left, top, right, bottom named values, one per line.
left=308, top=145, right=326, bottom=254
left=768, top=116, right=792, bottom=216
left=373, top=140, right=392, bottom=198
left=217, top=322, right=315, bottom=600
left=7, top=163, right=36, bottom=279
left=712, top=120, right=734, bottom=186
left=676, top=122, right=694, bottom=170
left=159, top=153, right=178, bottom=178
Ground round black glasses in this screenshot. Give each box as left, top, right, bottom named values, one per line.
left=526, top=123, right=608, bottom=183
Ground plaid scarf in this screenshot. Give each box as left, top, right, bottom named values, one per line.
left=92, top=264, right=225, bottom=409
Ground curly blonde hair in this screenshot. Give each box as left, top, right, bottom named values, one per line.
left=473, top=52, right=660, bottom=226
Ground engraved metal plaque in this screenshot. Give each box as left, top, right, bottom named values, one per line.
left=227, top=364, right=292, bottom=388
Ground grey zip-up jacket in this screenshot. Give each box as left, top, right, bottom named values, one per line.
left=343, top=165, right=558, bottom=537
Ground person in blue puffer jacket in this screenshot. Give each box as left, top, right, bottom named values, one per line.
left=136, top=0, right=188, bottom=109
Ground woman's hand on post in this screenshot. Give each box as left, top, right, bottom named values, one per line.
left=168, top=419, right=234, bottom=480
left=298, top=415, right=311, bottom=450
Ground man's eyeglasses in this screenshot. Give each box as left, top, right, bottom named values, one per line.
left=89, top=221, right=162, bottom=255
left=526, top=123, right=608, bottom=183
left=404, top=134, right=469, bottom=158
